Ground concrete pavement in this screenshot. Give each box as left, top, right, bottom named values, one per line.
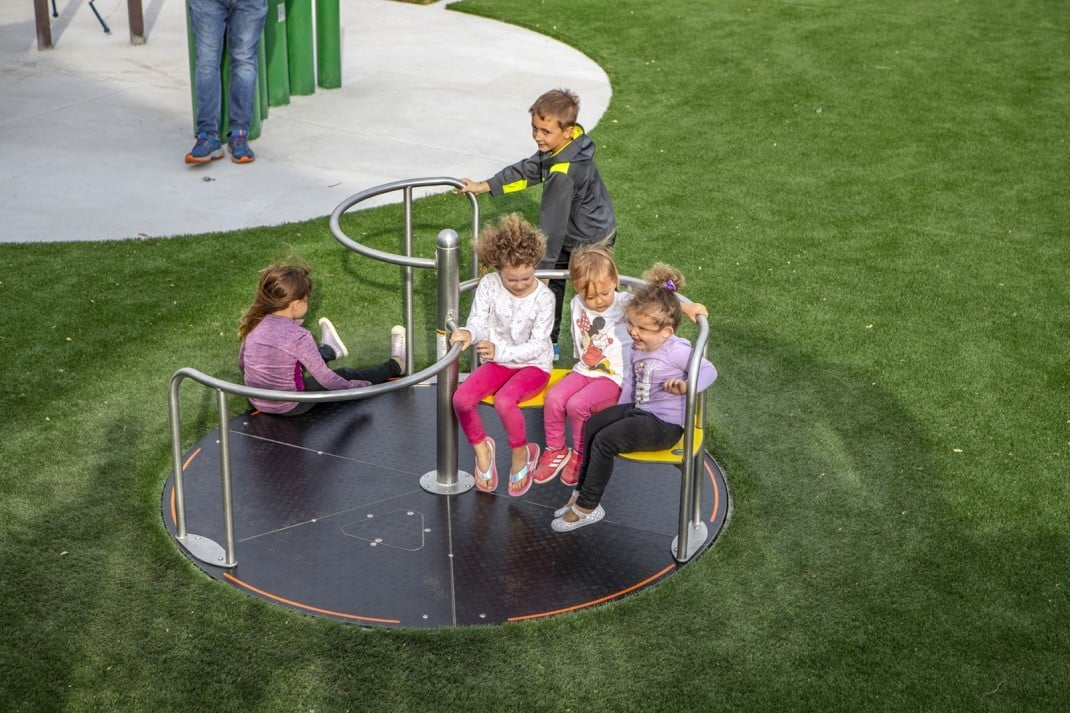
left=0, top=0, right=610, bottom=242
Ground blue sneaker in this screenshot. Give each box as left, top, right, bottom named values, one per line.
left=228, top=129, right=255, bottom=164
left=185, top=133, right=223, bottom=164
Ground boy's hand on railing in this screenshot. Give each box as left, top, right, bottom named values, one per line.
left=457, top=178, right=490, bottom=195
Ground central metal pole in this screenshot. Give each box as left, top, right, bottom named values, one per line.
left=420, top=229, right=475, bottom=495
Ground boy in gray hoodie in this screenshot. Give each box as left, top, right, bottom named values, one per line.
left=460, top=88, right=617, bottom=355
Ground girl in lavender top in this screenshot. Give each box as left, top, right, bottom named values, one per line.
left=551, top=264, right=718, bottom=532
left=238, top=261, right=405, bottom=416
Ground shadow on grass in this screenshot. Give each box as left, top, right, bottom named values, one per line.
left=688, top=322, right=1068, bottom=707
left=2, top=315, right=1065, bottom=709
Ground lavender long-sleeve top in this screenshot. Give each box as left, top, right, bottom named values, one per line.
left=620, top=334, right=718, bottom=427
left=238, top=314, right=369, bottom=414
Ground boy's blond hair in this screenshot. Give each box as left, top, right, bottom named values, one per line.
left=529, top=88, right=579, bottom=129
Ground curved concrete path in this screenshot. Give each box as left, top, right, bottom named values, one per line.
left=0, top=0, right=610, bottom=243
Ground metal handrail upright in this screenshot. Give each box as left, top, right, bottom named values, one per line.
left=617, top=276, right=711, bottom=562
left=329, top=177, right=479, bottom=376
left=168, top=340, right=464, bottom=568
left=674, top=315, right=710, bottom=563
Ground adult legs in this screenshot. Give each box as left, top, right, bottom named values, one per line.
left=188, top=0, right=228, bottom=139
left=547, top=244, right=572, bottom=345
left=224, top=0, right=268, bottom=135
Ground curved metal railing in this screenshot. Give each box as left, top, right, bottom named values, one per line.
left=329, top=176, right=479, bottom=376
left=169, top=177, right=713, bottom=566
left=168, top=339, right=465, bottom=569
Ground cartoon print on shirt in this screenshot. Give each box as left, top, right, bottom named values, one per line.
left=576, top=311, right=614, bottom=373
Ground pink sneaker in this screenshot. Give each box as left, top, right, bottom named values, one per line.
left=533, top=445, right=571, bottom=484
left=560, top=450, right=581, bottom=486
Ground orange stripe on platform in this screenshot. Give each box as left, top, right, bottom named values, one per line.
left=705, top=459, right=720, bottom=523
left=507, top=563, right=676, bottom=622
left=223, top=572, right=402, bottom=624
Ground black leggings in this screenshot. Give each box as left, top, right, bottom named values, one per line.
left=575, top=402, right=682, bottom=510
left=280, top=358, right=401, bottom=416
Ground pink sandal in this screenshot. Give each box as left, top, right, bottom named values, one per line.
left=508, top=443, right=539, bottom=497
left=474, top=437, right=498, bottom=492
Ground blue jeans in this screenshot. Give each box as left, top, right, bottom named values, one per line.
left=188, top=0, right=268, bottom=139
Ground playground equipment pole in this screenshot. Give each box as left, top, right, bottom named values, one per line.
left=284, top=0, right=316, bottom=95
left=315, top=0, right=342, bottom=89
left=420, top=229, right=475, bottom=496
left=263, top=1, right=290, bottom=106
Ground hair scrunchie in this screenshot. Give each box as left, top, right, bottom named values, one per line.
left=664, top=278, right=677, bottom=292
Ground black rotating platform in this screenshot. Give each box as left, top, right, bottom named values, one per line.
left=162, top=384, right=729, bottom=628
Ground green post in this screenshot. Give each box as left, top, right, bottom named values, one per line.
left=315, top=0, right=341, bottom=89
left=285, top=0, right=315, bottom=95
left=249, top=62, right=263, bottom=140
left=263, top=0, right=290, bottom=106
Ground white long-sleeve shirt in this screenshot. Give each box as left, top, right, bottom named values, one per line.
left=464, top=271, right=555, bottom=372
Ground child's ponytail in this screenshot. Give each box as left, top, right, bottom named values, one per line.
left=629, top=263, right=686, bottom=330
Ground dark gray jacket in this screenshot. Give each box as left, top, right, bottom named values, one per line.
left=487, top=125, right=616, bottom=267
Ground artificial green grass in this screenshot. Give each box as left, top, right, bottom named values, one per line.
left=2, top=0, right=1069, bottom=710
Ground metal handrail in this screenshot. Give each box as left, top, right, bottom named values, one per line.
left=329, top=176, right=479, bottom=377
left=171, top=212, right=471, bottom=569
left=619, top=275, right=711, bottom=562
left=168, top=342, right=464, bottom=568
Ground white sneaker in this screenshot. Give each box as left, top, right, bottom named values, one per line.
left=390, top=325, right=406, bottom=364
left=318, top=317, right=348, bottom=360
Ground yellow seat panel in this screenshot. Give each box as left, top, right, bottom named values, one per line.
left=620, top=427, right=703, bottom=465
left=480, top=366, right=705, bottom=465
left=480, top=368, right=570, bottom=409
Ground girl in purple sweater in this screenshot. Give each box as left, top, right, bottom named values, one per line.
left=551, top=264, right=718, bottom=532
left=238, top=262, right=405, bottom=416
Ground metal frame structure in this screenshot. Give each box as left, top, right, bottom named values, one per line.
left=168, top=177, right=714, bottom=569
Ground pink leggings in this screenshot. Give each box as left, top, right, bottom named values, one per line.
left=542, top=371, right=621, bottom=456
left=453, top=363, right=550, bottom=449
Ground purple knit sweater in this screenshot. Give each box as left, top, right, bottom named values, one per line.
left=238, top=314, right=369, bottom=414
